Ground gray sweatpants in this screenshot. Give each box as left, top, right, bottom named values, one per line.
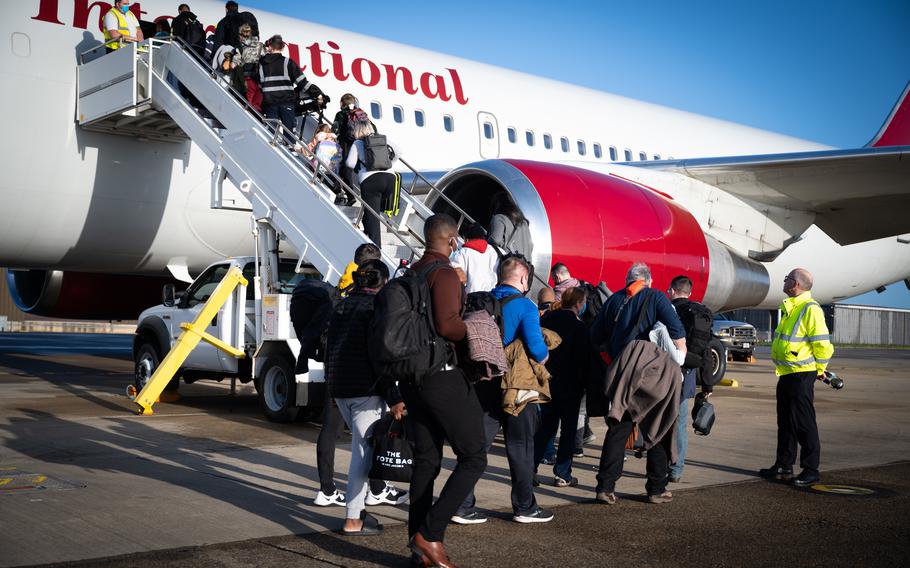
left=335, top=395, right=385, bottom=520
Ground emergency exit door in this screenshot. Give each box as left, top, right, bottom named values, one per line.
left=477, top=111, right=500, bottom=159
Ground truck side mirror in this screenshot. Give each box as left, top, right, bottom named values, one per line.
left=162, top=283, right=177, bottom=307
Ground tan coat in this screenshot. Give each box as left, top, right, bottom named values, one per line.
left=502, top=329, right=562, bottom=416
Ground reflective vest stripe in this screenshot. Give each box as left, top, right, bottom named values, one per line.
left=773, top=332, right=831, bottom=342
left=773, top=357, right=817, bottom=368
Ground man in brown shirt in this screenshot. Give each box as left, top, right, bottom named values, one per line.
left=404, top=214, right=488, bottom=567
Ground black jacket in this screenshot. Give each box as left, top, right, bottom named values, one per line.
left=289, top=279, right=336, bottom=373
left=541, top=309, right=593, bottom=394
left=171, top=11, right=204, bottom=51
left=332, top=108, right=354, bottom=148
left=212, top=10, right=259, bottom=52
left=325, top=291, right=401, bottom=404
left=258, top=53, right=311, bottom=105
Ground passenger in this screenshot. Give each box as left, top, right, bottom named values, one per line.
left=345, top=119, right=398, bottom=246
left=537, top=286, right=556, bottom=316
left=338, top=243, right=381, bottom=296
left=551, top=262, right=609, bottom=327
left=534, top=287, right=592, bottom=487
left=324, top=260, right=406, bottom=536
left=153, top=19, right=171, bottom=38
left=103, top=1, right=143, bottom=53
left=403, top=214, right=487, bottom=567
left=590, top=262, right=686, bottom=505
left=236, top=23, right=263, bottom=113
left=171, top=4, right=206, bottom=57
left=212, top=1, right=258, bottom=53
left=332, top=94, right=363, bottom=206
left=550, top=263, right=580, bottom=302
left=259, top=35, right=313, bottom=143
left=454, top=254, right=554, bottom=526
left=666, top=275, right=714, bottom=483
left=488, top=193, right=533, bottom=260
left=760, top=268, right=834, bottom=487
left=451, top=222, right=499, bottom=294
left=212, top=45, right=243, bottom=95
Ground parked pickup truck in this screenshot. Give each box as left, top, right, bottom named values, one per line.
left=133, top=256, right=325, bottom=422
left=713, top=313, right=757, bottom=361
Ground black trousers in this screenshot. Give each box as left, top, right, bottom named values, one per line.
left=359, top=173, right=395, bottom=246
left=316, top=392, right=386, bottom=495
left=401, top=368, right=487, bottom=542
left=596, top=416, right=672, bottom=496
left=458, top=379, right=540, bottom=516
left=775, top=371, right=820, bottom=474
left=533, top=385, right=583, bottom=480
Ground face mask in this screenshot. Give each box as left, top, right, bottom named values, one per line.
left=347, top=104, right=355, bottom=110
left=579, top=302, right=587, bottom=316
left=120, top=4, right=130, bottom=13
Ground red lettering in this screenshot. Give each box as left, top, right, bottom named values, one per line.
left=32, top=0, right=64, bottom=25
left=287, top=43, right=303, bottom=70
left=351, top=58, right=380, bottom=87
left=383, top=64, right=419, bottom=95
left=73, top=1, right=111, bottom=32
left=448, top=68, right=469, bottom=105
left=306, top=42, right=329, bottom=77
left=326, top=41, right=348, bottom=81
left=419, top=72, right=451, bottom=102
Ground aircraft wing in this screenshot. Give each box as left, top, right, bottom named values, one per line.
left=642, top=145, right=910, bottom=246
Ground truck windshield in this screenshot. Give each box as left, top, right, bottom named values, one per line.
left=242, top=260, right=323, bottom=299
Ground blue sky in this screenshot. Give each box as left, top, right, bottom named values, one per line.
left=246, top=0, right=910, bottom=307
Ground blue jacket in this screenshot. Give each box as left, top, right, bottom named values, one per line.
left=491, top=285, right=548, bottom=363
left=591, top=286, right=685, bottom=360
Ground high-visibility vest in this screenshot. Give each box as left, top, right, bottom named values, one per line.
left=771, top=291, right=834, bottom=376
left=103, top=8, right=137, bottom=50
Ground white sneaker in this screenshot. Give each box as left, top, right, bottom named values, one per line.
left=365, top=484, right=409, bottom=506
left=313, top=489, right=346, bottom=507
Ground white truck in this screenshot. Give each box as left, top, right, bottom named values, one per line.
left=133, top=254, right=326, bottom=422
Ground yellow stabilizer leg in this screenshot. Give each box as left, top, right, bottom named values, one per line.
left=718, top=378, right=740, bottom=388
left=133, top=266, right=248, bottom=415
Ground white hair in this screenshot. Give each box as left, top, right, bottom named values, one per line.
left=626, top=262, right=652, bottom=284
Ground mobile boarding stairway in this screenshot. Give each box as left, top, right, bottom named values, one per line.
left=75, top=38, right=479, bottom=416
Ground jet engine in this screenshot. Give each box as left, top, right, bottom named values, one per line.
left=431, top=160, right=769, bottom=312
left=6, top=269, right=178, bottom=320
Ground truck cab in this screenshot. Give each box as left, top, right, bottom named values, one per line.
left=133, top=256, right=325, bottom=422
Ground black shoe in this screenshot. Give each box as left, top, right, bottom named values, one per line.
left=759, top=464, right=793, bottom=480
left=451, top=511, right=487, bottom=525
left=668, top=475, right=681, bottom=483
left=791, top=471, right=820, bottom=487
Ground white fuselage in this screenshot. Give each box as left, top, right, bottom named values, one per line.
left=3, top=0, right=909, bottom=309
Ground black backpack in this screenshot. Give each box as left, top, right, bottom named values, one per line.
left=692, top=394, right=715, bottom=435
left=464, top=291, right=522, bottom=338
left=675, top=300, right=713, bottom=372
left=578, top=280, right=610, bottom=327
left=360, top=134, right=394, bottom=171
left=289, top=280, right=337, bottom=373
left=369, top=262, right=449, bottom=386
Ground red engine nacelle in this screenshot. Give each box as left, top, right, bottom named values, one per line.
left=433, top=160, right=769, bottom=310
left=6, top=269, right=179, bottom=320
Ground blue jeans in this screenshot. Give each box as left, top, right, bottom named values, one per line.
left=670, top=397, right=690, bottom=478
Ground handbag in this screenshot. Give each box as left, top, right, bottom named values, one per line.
left=692, top=394, right=715, bottom=436
left=369, top=414, right=414, bottom=482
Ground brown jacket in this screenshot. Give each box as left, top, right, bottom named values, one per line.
left=502, top=329, right=561, bottom=416
left=605, top=340, right=681, bottom=461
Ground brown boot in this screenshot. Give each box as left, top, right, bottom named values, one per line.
left=410, top=532, right=457, bottom=568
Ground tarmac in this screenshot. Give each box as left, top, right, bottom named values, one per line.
left=1, top=333, right=909, bottom=567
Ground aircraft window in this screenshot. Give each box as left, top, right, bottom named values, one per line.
left=444, top=115, right=454, bottom=132
left=624, top=149, right=633, bottom=161
left=526, top=130, right=535, bottom=146
left=560, top=137, right=569, bottom=152
left=393, top=106, right=404, bottom=123
left=507, top=127, right=516, bottom=143
left=543, top=134, right=553, bottom=149
left=577, top=140, right=586, bottom=156
left=414, top=109, right=425, bottom=127
left=593, top=143, right=602, bottom=159
left=483, top=121, right=494, bottom=139
left=186, top=264, right=231, bottom=307
left=370, top=101, right=381, bottom=120
left=639, top=151, right=647, bottom=161
left=653, top=154, right=661, bottom=160
left=609, top=146, right=617, bottom=161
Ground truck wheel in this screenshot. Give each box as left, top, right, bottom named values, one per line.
left=134, top=342, right=180, bottom=393
left=259, top=355, right=299, bottom=423
left=707, top=338, right=727, bottom=385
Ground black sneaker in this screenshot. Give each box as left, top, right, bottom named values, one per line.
left=451, top=511, right=487, bottom=525
left=759, top=464, right=793, bottom=480
left=513, top=508, right=554, bottom=523
left=791, top=470, right=820, bottom=487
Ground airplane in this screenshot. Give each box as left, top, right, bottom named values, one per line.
left=3, top=0, right=909, bottom=320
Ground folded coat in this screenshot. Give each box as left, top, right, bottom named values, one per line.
left=501, top=328, right=561, bottom=416
left=604, top=339, right=681, bottom=462
left=464, top=310, right=509, bottom=380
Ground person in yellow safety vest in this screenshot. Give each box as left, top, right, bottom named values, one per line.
left=760, top=267, right=834, bottom=488
left=103, top=0, right=143, bottom=52
left=337, top=243, right=382, bottom=296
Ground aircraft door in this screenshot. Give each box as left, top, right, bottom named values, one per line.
left=477, top=111, right=500, bottom=159
left=171, top=263, right=231, bottom=371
